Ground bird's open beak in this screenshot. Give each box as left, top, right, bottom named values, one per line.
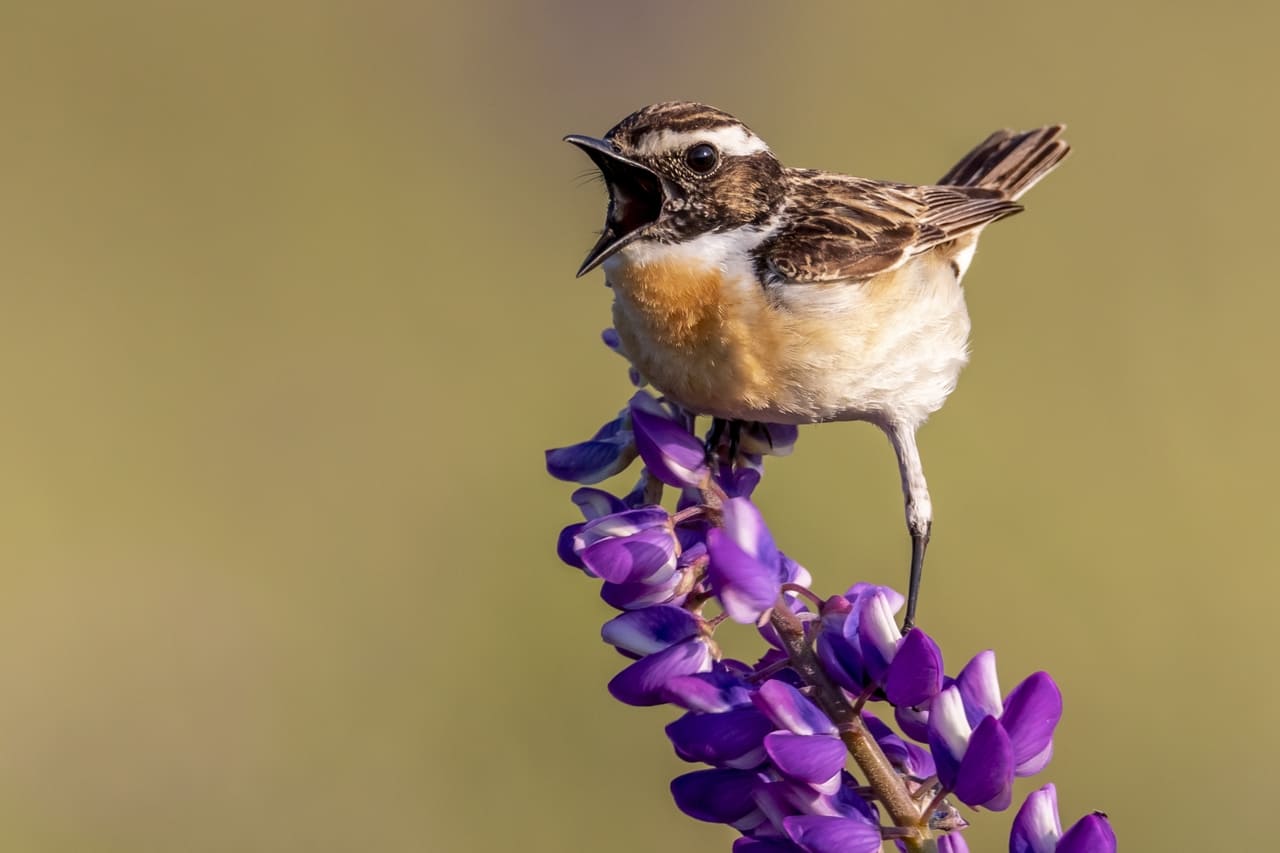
left=564, top=134, right=680, bottom=277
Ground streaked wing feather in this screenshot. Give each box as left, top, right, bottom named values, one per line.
left=756, top=172, right=1021, bottom=284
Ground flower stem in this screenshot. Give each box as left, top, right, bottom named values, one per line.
left=768, top=599, right=931, bottom=849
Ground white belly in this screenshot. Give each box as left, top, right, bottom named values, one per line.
left=766, top=253, right=972, bottom=427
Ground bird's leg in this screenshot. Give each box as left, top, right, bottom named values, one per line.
left=704, top=418, right=744, bottom=466
left=886, top=423, right=933, bottom=633
left=727, top=420, right=743, bottom=461
left=704, top=417, right=728, bottom=463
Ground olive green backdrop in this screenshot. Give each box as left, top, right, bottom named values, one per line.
left=0, top=2, right=1273, bottom=851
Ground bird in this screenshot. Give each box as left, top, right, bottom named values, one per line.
left=564, top=102, right=1069, bottom=631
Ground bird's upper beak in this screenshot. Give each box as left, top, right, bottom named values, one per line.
left=564, top=134, right=681, bottom=277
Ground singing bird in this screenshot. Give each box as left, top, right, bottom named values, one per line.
left=565, top=102, right=1069, bottom=629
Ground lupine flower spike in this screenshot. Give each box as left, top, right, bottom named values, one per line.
left=545, top=332, right=1116, bottom=852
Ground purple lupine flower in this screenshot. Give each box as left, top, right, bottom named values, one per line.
left=782, top=814, right=882, bottom=853
left=753, top=771, right=884, bottom=852
left=545, top=408, right=637, bottom=484
left=557, top=487, right=634, bottom=570
left=927, top=651, right=1063, bottom=810
left=929, top=688, right=1017, bottom=809
left=707, top=498, right=785, bottom=623
left=816, top=586, right=943, bottom=707
left=952, top=651, right=1063, bottom=777
left=608, top=636, right=715, bottom=706
left=601, top=605, right=700, bottom=657
left=663, top=668, right=756, bottom=713
left=667, top=704, right=774, bottom=768
left=1010, top=784, right=1116, bottom=853
left=629, top=391, right=709, bottom=488
left=671, top=767, right=767, bottom=829
left=752, top=681, right=845, bottom=794
left=574, top=507, right=678, bottom=584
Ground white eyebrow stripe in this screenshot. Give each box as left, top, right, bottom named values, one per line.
left=635, top=125, right=770, bottom=158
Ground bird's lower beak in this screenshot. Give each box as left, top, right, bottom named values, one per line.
left=565, top=134, right=679, bottom=277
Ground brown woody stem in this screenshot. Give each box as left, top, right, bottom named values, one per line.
left=767, top=600, right=931, bottom=850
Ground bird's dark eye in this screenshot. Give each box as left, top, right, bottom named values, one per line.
left=684, top=143, right=719, bottom=174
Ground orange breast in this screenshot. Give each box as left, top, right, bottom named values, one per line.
left=607, top=255, right=791, bottom=419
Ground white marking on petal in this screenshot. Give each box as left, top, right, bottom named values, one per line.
left=863, top=592, right=902, bottom=662
left=1023, top=784, right=1063, bottom=853
left=968, top=650, right=1004, bottom=717
left=932, top=686, right=972, bottom=759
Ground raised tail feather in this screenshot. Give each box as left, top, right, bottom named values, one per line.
left=938, top=125, right=1070, bottom=200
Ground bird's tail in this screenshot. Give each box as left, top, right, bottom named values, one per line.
left=938, top=125, right=1070, bottom=200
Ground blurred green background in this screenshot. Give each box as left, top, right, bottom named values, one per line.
left=0, top=1, right=1274, bottom=850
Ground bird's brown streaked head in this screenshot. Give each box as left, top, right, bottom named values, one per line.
left=565, top=102, right=786, bottom=276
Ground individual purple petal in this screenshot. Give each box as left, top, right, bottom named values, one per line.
left=599, top=569, right=685, bottom=610
left=557, top=523, right=586, bottom=569
left=844, top=583, right=904, bottom=614
left=733, top=837, right=806, bottom=853
left=928, top=686, right=971, bottom=790
left=762, top=774, right=873, bottom=824
left=723, top=466, right=762, bottom=497
left=1057, top=813, right=1116, bottom=853
left=816, top=628, right=866, bottom=693
left=764, top=732, right=846, bottom=785
left=1000, top=672, right=1062, bottom=772
left=667, top=706, right=773, bottom=768
left=545, top=431, right=637, bottom=484
left=608, top=638, right=713, bottom=706
left=601, top=605, right=699, bottom=656
left=1010, top=783, right=1062, bottom=853
left=938, top=832, right=969, bottom=853
left=861, top=712, right=934, bottom=778
left=576, top=507, right=669, bottom=544
left=856, top=591, right=900, bottom=684
left=751, top=779, right=802, bottom=833
left=828, top=774, right=881, bottom=824
left=671, top=768, right=763, bottom=824
left=1017, top=739, right=1054, bottom=777
left=884, top=628, right=944, bottom=708
left=580, top=527, right=678, bottom=584
left=676, top=534, right=708, bottom=562
left=601, top=327, right=623, bottom=353
left=782, top=815, right=881, bottom=853
left=663, top=669, right=755, bottom=713
left=753, top=680, right=837, bottom=736
left=570, top=486, right=627, bottom=520
left=903, top=740, right=936, bottom=780
left=894, top=702, right=931, bottom=744
left=629, top=393, right=708, bottom=488
left=707, top=529, right=782, bottom=623
left=956, top=650, right=1003, bottom=727
left=779, top=553, right=811, bottom=588
left=952, top=715, right=1014, bottom=810
left=721, top=497, right=781, bottom=568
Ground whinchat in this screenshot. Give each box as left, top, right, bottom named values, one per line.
left=565, top=102, right=1070, bottom=630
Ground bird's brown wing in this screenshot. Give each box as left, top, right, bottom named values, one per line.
left=753, top=171, right=1023, bottom=284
